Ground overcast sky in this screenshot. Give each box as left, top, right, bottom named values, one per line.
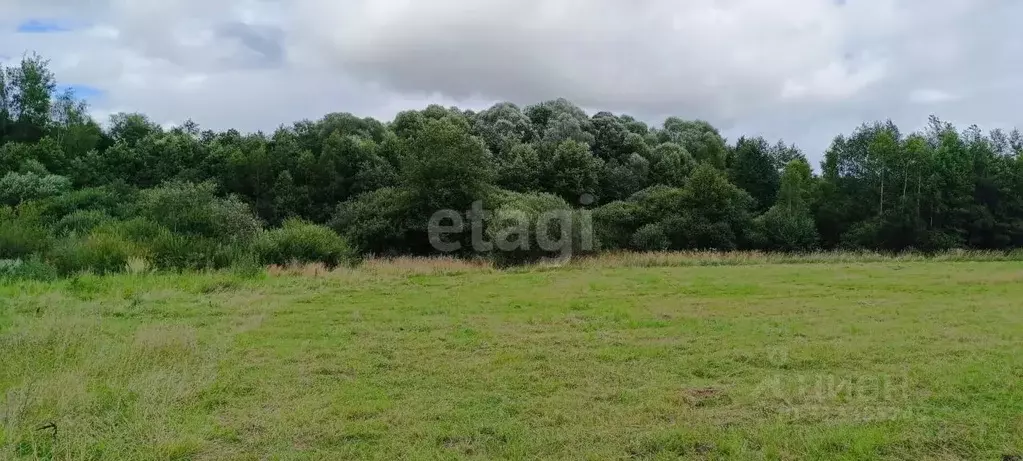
left=3, top=0, right=1021, bottom=163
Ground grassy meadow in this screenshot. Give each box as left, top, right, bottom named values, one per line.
left=2, top=256, right=1022, bottom=460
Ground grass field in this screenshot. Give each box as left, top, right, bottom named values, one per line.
left=2, top=258, right=1023, bottom=460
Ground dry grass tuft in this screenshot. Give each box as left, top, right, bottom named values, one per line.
left=266, top=262, right=331, bottom=277
left=263, top=256, right=496, bottom=279
left=261, top=250, right=1023, bottom=279
left=567, top=249, right=1022, bottom=269
left=361, top=256, right=495, bottom=276
left=124, top=256, right=152, bottom=275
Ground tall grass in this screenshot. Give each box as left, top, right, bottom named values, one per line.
left=0, top=258, right=58, bottom=282
left=567, top=249, right=1023, bottom=269
left=5, top=242, right=1023, bottom=283
left=48, top=230, right=141, bottom=275
left=362, top=256, right=496, bottom=275
left=0, top=212, right=51, bottom=260
left=324, top=250, right=1023, bottom=276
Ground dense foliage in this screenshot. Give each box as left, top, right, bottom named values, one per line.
left=2, top=54, right=1022, bottom=276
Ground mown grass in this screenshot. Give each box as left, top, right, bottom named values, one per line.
left=2, top=258, right=1023, bottom=460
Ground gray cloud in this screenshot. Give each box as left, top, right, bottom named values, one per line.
left=293, top=0, right=888, bottom=117
left=2, top=0, right=1022, bottom=161
left=215, top=22, right=287, bottom=69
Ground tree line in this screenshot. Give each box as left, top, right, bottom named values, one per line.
left=2, top=53, right=1022, bottom=277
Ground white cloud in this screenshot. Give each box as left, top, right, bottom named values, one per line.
left=909, top=89, right=959, bottom=104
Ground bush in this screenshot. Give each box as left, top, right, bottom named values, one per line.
left=57, top=217, right=212, bottom=272
left=35, top=185, right=139, bottom=224
left=660, top=213, right=738, bottom=251
left=631, top=224, right=670, bottom=251
left=486, top=191, right=583, bottom=265
left=147, top=232, right=220, bottom=271
left=138, top=181, right=262, bottom=241
left=593, top=200, right=640, bottom=251
left=0, top=258, right=58, bottom=282
left=840, top=219, right=881, bottom=250
left=211, top=242, right=255, bottom=270
left=209, top=197, right=264, bottom=242
left=49, top=230, right=140, bottom=275
left=107, top=217, right=170, bottom=243
left=53, top=209, right=113, bottom=236
left=0, top=172, right=72, bottom=206
left=752, top=207, right=819, bottom=252
left=255, top=219, right=355, bottom=267
left=920, top=230, right=965, bottom=252
left=331, top=187, right=416, bottom=255
left=0, top=206, right=51, bottom=259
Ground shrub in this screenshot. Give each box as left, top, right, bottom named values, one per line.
left=210, top=197, right=264, bottom=242
left=255, top=219, right=355, bottom=268
left=840, top=219, right=881, bottom=250
left=0, top=206, right=52, bottom=259
left=631, top=224, right=670, bottom=251
left=0, top=172, right=72, bottom=206
left=331, top=187, right=416, bottom=255
left=57, top=217, right=211, bottom=272
left=486, top=191, right=581, bottom=265
left=147, top=232, right=219, bottom=271
left=921, top=230, right=965, bottom=252
left=49, top=230, right=140, bottom=275
left=0, top=258, right=58, bottom=282
left=593, top=200, right=640, bottom=251
left=752, top=207, right=819, bottom=252
left=53, top=209, right=113, bottom=236
left=211, top=242, right=254, bottom=270
left=35, top=185, right=139, bottom=224
left=135, top=230, right=251, bottom=272
left=659, top=212, right=744, bottom=251
left=107, top=217, right=170, bottom=243
left=138, top=181, right=262, bottom=241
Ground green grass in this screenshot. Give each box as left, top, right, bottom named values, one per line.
left=2, top=261, right=1023, bottom=460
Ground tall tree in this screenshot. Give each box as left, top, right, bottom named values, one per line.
left=542, top=140, right=603, bottom=203
left=754, top=159, right=819, bottom=251
left=658, top=118, right=728, bottom=169
left=401, top=116, right=496, bottom=213
left=730, top=136, right=781, bottom=212
left=3, top=53, right=56, bottom=143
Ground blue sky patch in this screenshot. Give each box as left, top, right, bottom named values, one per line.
left=16, top=19, right=74, bottom=33
left=60, top=84, right=105, bottom=101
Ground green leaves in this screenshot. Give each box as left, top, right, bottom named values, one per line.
left=137, top=181, right=262, bottom=242
left=0, top=171, right=71, bottom=206
left=254, top=219, right=355, bottom=268
left=729, top=137, right=781, bottom=212
left=754, top=161, right=819, bottom=252
left=544, top=140, right=602, bottom=203
left=2, top=49, right=1023, bottom=261
left=401, top=115, right=496, bottom=213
